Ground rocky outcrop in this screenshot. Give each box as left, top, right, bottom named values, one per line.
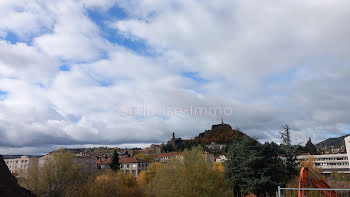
left=0, top=154, right=35, bottom=197
left=305, top=138, right=318, bottom=155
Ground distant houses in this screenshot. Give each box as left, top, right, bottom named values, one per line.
left=97, top=157, right=149, bottom=177
left=206, top=142, right=226, bottom=151
left=153, top=152, right=182, bottom=163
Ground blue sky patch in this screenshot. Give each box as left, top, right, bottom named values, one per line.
left=4, top=32, right=21, bottom=44
left=182, top=72, right=209, bottom=83
left=0, top=90, right=8, bottom=101
left=87, top=6, right=152, bottom=56
left=59, top=65, right=70, bottom=71
left=97, top=80, right=113, bottom=87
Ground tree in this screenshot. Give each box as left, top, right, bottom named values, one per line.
left=110, top=149, right=120, bottom=171
left=40, top=149, right=84, bottom=197
left=281, top=124, right=291, bottom=146
left=20, top=158, right=40, bottom=195
left=282, top=145, right=298, bottom=177
left=80, top=170, right=143, bottom=197
left=137, top=162, right=162, bottom=185
left=134, top=153, right=154, bottom=163
left=213, top=162, right=225, bottom=173
left=225, top=136, right=290, bottom=197
left=149, top=146, right=232, bottom=197
left=260, top=142, right=289, bottom=197
left=279, top=124, right=298, bottom=177
left=225, top=136, right=263, bottom=196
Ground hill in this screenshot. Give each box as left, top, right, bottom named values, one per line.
left=316, top=134, right=350, bottom=148
left=193, top=123, right=247, bottom=145
left=164, top=123, right=249, bottom=152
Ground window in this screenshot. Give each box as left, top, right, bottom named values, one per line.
left=127, top=164, right=130, bottom=168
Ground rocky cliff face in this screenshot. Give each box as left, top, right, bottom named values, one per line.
left=0, top=154, right=35, bottom=197
left=305, top=138, right=318, bottom=155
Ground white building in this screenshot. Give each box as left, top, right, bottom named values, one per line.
left=296, top=154, right=350, bottom=174
left=4, top=156, right=32, bottom=176
left=294, top=136, right=350, bottom=174
left=215, top=155, right=227, bottom=163
left=345, top=136, right=350, bottom=162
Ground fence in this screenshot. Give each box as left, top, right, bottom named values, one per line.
left=277, top=186, right=350, bottom=197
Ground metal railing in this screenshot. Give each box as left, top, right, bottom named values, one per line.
left=277, top=186, right=350, bottom=197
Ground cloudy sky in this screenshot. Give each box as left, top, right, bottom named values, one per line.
left=1, top=0, right=350, bottom=154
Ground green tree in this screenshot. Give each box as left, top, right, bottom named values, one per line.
left=225, top=136, right=290, bottom=197
left=110, top=149, right=120, bottom=171
left=260, top=142, right=289, bottom=196
left=279, top=125, right=298, bottom=177
left=225, top=136, right=262, bottom=196
left=281, top=124, right=291, bottom=146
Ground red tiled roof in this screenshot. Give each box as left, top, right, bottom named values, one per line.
left=97, top=157, right=147, bottom=164
left=97, top=158, right=111, bottom=165
left=153, top=152, right=181, bottom=158
left=119, top=157, right=147, bottom=164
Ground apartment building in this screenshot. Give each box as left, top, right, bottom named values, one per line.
left=4, top=156, right=32, bottom=175
left=296, top=154, right=350, bottom=174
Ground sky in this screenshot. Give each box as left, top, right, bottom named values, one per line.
left=1, top=0, right=350, bottom=155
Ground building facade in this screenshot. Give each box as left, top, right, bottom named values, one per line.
left=4, top=156, right=32, bottom=176
left=119, top=158, right=149, bottom=178
left=296, top=154, right=350, bottom=174
left=97, top=158, right=112, bottom=169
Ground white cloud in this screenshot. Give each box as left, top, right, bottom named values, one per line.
left=1, top=0, right=350, bottom=154
left=0, top=41, right=57, bottom=83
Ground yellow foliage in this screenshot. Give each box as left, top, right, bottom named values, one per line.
left=134, top=153, right=154, bottom=163
left=81, top=170, right=142, bottom=197
left=299, top=156, right=323, bottom=178
left=137, top=162, right=162, bottom=185
left=147, top=147, right=231, bottom=197
left=300, top=156, right=314, bottom=168
left=213, top=162, right=225, bottom=173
